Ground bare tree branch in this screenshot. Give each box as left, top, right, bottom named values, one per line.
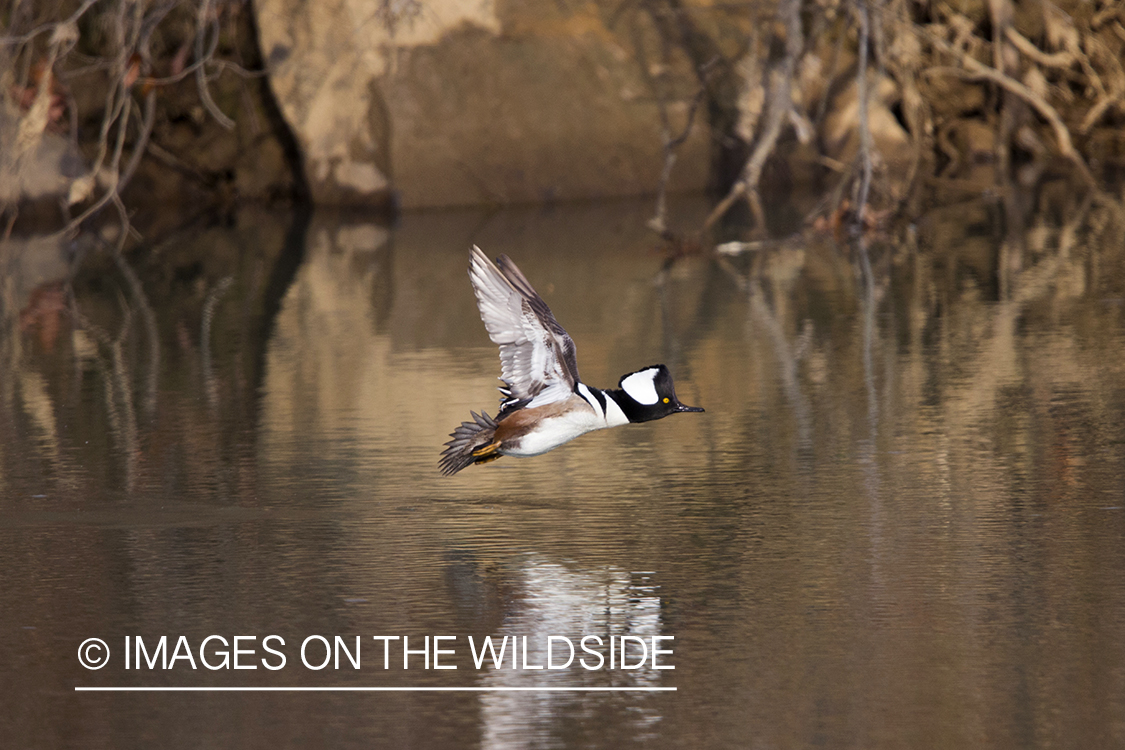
left=852, top=0, right=874, bottom=227
left=923, top=33, right=1097, bottom=190
left=195, top=0, right=235, bottom=130
left=702, top=0, right=803, bottom=235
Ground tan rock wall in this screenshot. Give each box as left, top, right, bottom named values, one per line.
left=255, top=0, right=710, bottom=208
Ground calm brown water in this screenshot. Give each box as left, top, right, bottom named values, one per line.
left=3, top=196, right=1125, bottom=749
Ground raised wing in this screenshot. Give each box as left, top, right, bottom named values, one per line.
left=468, top=246, right=580, bottom=410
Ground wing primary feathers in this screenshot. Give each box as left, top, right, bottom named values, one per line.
left=467, top=246, right=580, bottom=406
left=493, top=253, right=581, bottom=389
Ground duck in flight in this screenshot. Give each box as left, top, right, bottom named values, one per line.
left=440, top=246, right=703, bottom=475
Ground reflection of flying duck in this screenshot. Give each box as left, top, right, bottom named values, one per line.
left=440, top=246, right=703, bottom=475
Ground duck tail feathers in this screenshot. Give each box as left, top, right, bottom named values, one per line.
left=439, top=410, right=499, bottom=475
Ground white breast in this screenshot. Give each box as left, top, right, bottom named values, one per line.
left=502, top=386, right=628, bottom=457
left=502, top=409, right=607, bottom=457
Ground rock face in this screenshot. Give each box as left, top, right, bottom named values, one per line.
left=255, top=0, right=709, bottom=208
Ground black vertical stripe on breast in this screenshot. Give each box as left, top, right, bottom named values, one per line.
left=576, top=383, right=607, bottom=418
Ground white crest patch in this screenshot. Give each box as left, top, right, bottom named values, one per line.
left=620, top=369, right=660, bottom=405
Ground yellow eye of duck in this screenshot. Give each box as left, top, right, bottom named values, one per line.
left=663, top=397, right=670, bottom=403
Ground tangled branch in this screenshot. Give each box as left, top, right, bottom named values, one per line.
left=923, top=25, right=1097, bottom=190
left=1, top=0, right=265, bottom=238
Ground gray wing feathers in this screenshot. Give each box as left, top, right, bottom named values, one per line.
left=494, top=254, right=581, bottom=387
left=469, top=246, right=578, bottom=408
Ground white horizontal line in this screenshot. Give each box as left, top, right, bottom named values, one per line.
left=75, top=686, right=676, bottom=692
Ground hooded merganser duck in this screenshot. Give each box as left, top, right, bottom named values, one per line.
left=440, top=246, right=704, bottom=475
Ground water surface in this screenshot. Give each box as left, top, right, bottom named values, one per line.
left=3, top=196, right=1124, bottom=748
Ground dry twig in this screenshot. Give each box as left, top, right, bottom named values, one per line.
left=702, top=0, right=803, bottom=234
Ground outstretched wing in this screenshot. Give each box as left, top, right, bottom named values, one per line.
left=468, top=246, right=580, bottom=410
